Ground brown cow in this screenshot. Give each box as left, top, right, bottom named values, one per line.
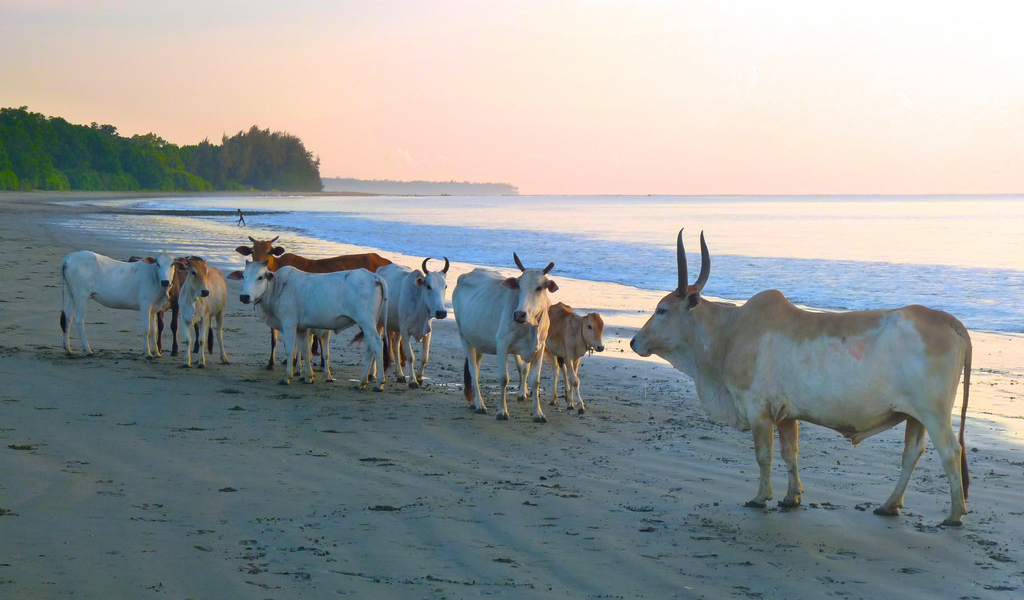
left=233, top=236, right=393, bottom=369
left=544, top=302, right=605, bottom=414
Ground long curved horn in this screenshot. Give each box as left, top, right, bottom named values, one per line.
left=249, top=235, right=257, bottom=243
left=513, top=252, right=526, bottom=272
left=442, top=256, right=450, bottom=274
left=693, top=231, right=711, bottom=293
left=543, top=262, right=554, bottom=274
left=676, top=229, right=688, bottom=293
left=421, top=257, right=430, bottom=274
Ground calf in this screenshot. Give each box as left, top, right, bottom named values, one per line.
left=452, top=253, right=558, bottom=422
left=178, top=257, right=229, bottom=368
left=233, top=261, right=390, bottom=389
left=378, top=257, right=450, bottom=388
left=544, top=302, right=605, bottom=414
left=61, top=250, right=177, bottom=357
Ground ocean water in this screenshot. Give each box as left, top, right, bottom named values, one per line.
left=62, top=194, right=1024, bottom=334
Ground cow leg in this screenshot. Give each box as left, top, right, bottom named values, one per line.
left=141, top=308, right=159, bottom=358
left=875, top=418, right=927, bottom=518
left=266, top=328, right=277, bottom=370
left=528, top=349, right=547, bottom=423
left=170, top=305, right=180, bottom=356
left=301, top=330, right=316, bottom=384
left=569, top=357, right=585, bottom=414
left=358, top=322, right=386, bottom=392
left=547, top=354, right=561, bottom=407
left=777, top=419, right=802, bottom=507
left=197, top=317, right=210, bottom=368
left=181, top=315, right=195, bottom=367
left=416, top=331, right=431, bottom=387
left=462, top=345, right=488, bottom=413
left=927, top=418, right=968, bottom=527
left=496, top=351, right=513, bottom=420
left=515, top=355, right=529, bottom=402
left=215, top=311, right=229, bottom=364
left=156, top=309, right=166, bottom=354
left=746, top=419, right=775, bottom=508
left=321, top=332, right=334, bottom=382
left=279, top=328, right=297, bottom=384
left=390, top=331, right=407, bottom=383
left=402, top=331, right=418, bottom=388
left=63, top=295, right=90, bottom=355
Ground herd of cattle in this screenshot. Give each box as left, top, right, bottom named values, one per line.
left=58, top=230, right=974, bottom=526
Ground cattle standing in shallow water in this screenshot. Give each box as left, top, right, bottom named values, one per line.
left=233, top=261, right=390, bottom=390
left=453, top=254, right=558, bottom=422
left=630, top=230, right=972, bottom=526
left=177, top=257, right=229, bottom=368
left=378, top=257, right=450, bottom=388
left=61, top=250, right=177, bottom=357
left=234, top=236, right=392, bottom=370
left=544, top=302, right=605, bottom=414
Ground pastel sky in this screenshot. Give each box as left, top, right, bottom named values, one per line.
left=2, top=0, right=1022, bottom=195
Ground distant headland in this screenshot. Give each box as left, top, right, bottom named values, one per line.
left=322, top=177, right=518, bottom=196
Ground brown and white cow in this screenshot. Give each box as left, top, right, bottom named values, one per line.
left=544, top=302, right=605, bottom=414
left=630, top=230, right=972, bottom=526
left=129, top=255, right=191, bottom=356
left=234, top=236, right=393, bottom=369
left=177, top=257, right=229, bottom=368
left=453, top=253, right=558, bottom=422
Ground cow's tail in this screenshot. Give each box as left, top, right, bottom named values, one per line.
left=959, top=327, right=972, bottom=500
left=59, top=258, right=70, bottom=333
left=463, top=358, right=473, bottom=403
left=377, top=277, right=392, bottom=372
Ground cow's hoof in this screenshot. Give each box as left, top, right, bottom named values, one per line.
left=778, top=498, right=801, bottom=509
left=180, top=363, right=191, bottom=369
left=939, top=518, right=963, bottom=527
left=744, top=500, right=767, bottom=509
left=408, top=381, right=419, bottom=389
left=873, top=506, right=900, bottom=517
left=397, top=376, right=407, bottom=383
left=325, top=377, right=336, bottom=383
left=265, top=364, right=275, bottom=371
left=170, top=350, right=178, bottom=357
left=533, top=415, right=548, bottom=424
left=305, top=378, right=315, bottom=384
left=516, top=396, right=527, bottom=403
left=198, top=364, right=206, bottom=369
left=373, top=386, right=385, bottom=393
left=577, top=408, right=586, bottom=415
left=497, top=413, right=510, bottom=421
left=279, top=379, right=291, bottom=385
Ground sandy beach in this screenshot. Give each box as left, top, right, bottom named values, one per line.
left=1, top=191, right=1023, bottom=599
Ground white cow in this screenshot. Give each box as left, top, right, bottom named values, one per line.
left=378, top=257, right=450, bottom=388
left=452, top=253, right=558, bottom=422
left=630, top=230, right=972, bottom=526
left=61, top=250, right=177, bottom=357
left=177, top=257, right=229, bottom=368
left=233, top=261, right=389, bottom=389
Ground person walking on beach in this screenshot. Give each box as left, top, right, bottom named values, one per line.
left=236, top=209, right=246, bottom=226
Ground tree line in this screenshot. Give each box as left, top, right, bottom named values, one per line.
left=0, top=107, right=322, bottom=192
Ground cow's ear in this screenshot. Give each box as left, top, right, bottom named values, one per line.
left=502, top=277, right=520, bottom=289
left=414, top=277, right=425, bottom=287
left=172, top=261, right=186, bottom=271
left=227, top=271, right=243, bottom=280
left=272, top=247, right=286, bottom=256
left=687, top=292, right=700, bottom=310
left=546, top=280, right=559, bottom=293
left=235, top=246, right=253, bottom=256
left=265, top=271, right=275, bottom=281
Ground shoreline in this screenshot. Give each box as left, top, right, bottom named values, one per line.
left=2, top=192, right=1023, bottom=598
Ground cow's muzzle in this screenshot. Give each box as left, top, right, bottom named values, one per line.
left=200, top=289, right=210, bottom=298
left=594, top=345, right=605, bottom=352
left=160, top=280, right=171, bottom=288
left=240, top=294, right=251, bottom=304
left=513, top=311, right=528, bottom=324
left=435, top=310, right=448, bottom=320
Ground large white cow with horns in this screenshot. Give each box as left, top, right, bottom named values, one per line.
left=630, top=229, right=972, bottom=526
left=378, top=257, right=450, bottom=388
left=453, top=253, right=558, bottom=422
